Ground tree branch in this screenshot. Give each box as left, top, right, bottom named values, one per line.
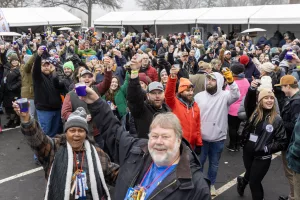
left=52, top=1, right=88, bottom=14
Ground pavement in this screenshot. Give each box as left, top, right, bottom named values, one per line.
left=0, top=113, right=290, bottom=200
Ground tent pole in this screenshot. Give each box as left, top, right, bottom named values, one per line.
left=248, top=18, right=250, bottom=29
left=155, top=21, right=157, bottom=37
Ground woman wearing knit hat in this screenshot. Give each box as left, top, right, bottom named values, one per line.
left=13, top=103, right=118, bottom=200
left=0, top=53, right=22, bottom=128
left=237, top=85, right=287, bottom=200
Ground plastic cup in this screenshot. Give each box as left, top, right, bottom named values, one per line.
left=16, top=98, right=29, bottom=112
left=75, top=83, right=87, bottom=96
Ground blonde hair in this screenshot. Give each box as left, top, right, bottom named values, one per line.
left=150, top=112, right=182, bottom=139
left=249, top=99, right=277, bottom=126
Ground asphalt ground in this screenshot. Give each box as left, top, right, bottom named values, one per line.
left=0, top=113, right=290, bottom=200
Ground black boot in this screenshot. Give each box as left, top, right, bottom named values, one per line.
left=14, top=117, right=20, bottom=127
left=237, top=176, right=248, bottom=196
left=4, top=120, right=16, bottom=128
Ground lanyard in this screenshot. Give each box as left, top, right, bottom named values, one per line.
left=74, top=151, right=85, bottom=172
left=140, top=156, right=179, bottom=189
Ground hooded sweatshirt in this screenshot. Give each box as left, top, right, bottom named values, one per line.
left=194, top=72, right=240, bottom=142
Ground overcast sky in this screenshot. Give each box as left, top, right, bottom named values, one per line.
left=68, top=0, right=141, bottom=25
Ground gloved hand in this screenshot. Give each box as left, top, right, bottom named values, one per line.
left=194, top=146, right=202, bottom=156
left=222, top=67, right=234, bottom=84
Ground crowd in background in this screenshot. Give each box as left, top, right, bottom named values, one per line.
left=1, top=26, right=300, bottom=200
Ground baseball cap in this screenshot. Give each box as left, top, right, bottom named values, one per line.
left=224, top=50, right=231, bottom=55
left=274, top=75, right=298, bottom=86
left=206, top=73, right=217, bottom=80
left=80, top=69, right=93, bottom=77
left=42, top=58, right=51, bottom=64
left=148, top=82, right=164, bottom=93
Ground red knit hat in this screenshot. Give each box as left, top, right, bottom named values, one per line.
left=239, top=55, right=250, bottom=65
left=139, top=73, right=149, bottom=85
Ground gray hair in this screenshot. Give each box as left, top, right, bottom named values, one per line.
left=162, top=39, right=168, bottom=44
left=150, top=112, right=182, bottom=139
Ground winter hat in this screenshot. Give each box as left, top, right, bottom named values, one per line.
left=63, top=61, right=75, bottom=71
left=64, top=107, right=88, bottom=133
left=261, top=62, right=275, bottom=73
left=160, top=69, right=167, bottom=77
left=88, top=55, right=98, bottom=62
left=178, top=78, right=193, bottom=93
left=139, top=73, right=149, bottom=85
left=239, top=55, right=250, bottom=65
left=10, top=54, right=19, bottom=63
left=258, top=88, right=275, bottom=102
left=230, top=63, right=245, bottom=75
left=257, top=76, right=273, bottom=92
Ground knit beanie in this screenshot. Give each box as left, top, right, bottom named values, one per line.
left=10, top=54, right=19, bottom=63
left=160, top=69, right=167, bottom=77
left=257, top=76, right=273, bottom=92
left=139, top=73, right=149, bottom=85
left=178, top=78, right=193, bottom=93
left=230, top=63, right=245, bottom=75
left=261, top=62, right=275, bottom=73
left=64, top=107, right=88, bottom=133
left=271, top=56, right=280, bottom=66
left=239, top=55, right=250, bottom=66
left=258, top=88, right=275, bottom=102
left=63, top=61, right=75, bottom=71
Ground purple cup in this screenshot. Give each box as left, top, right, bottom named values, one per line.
left=75, top=83, right=87, bottom=96
left=16, top=98, right=29, bottom=112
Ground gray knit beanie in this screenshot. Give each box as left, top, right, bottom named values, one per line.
left=64, top=107, right=88, bottom=133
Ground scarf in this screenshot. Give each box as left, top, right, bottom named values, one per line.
left=44, top=140, right=111, bottom=200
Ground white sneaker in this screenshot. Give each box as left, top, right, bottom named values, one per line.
left=211, top=185, right=217, bottom=196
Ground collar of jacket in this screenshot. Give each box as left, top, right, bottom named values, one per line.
left=177, top=95, right=194, bottom=109
left=140, top=138, right=196, bottom=190
left=197, top=69, right=207, bottom=74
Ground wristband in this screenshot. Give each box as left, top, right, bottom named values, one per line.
left=131, top=70, right=139, bottom=75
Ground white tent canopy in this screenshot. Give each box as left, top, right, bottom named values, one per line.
left=249, top=4, right=300, bottom=24
left=156, top=8, right=211, bottom=25
left=93, top=11, right=135, bottom=26
left=1, top=7, right=81, bottom=27
left=122, top=10, right=170, bottom=25
left=197, top=6, right=263, bottom=24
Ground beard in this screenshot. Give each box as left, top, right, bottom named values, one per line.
left=178, top=93, right=193, bottom=105
left=148, top=139, right=180, bottom=167
left=206, top=84, right=218, bottom=95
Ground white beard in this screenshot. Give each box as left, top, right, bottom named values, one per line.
left=148, top=139, right=181, bottom=167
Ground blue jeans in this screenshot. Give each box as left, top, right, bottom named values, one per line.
left=36, top=109, right=61, bottom=138
left=199, top=140, right=225, bottom=185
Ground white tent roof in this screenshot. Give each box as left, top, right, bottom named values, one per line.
left=1, top=8, right=47, bottom=27
left=249, top=4, right=300, bottom=24
left=197, top=6, right=263, bottom=24
left=156, top=8, right=211, bottom=25
left=122, top=10, right=170, bottom=25
left=94, top=11, right=135, bottom=26
left=1, top=7, right=81, bottom=27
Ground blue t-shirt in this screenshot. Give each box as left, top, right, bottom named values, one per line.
left=141, top=163, right=177, bottom=199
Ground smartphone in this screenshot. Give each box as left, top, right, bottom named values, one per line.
left=256, top=79, right=261, bottom=86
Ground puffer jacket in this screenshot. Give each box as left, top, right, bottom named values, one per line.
left=88, top=98, right=211, bottom=200
left=165, top=76, right=202, bottom=149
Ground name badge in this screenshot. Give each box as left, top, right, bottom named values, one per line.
left=249, top=133, right=258, bottom=143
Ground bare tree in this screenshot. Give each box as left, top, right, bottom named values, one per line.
left=40, top=0, right=122, bottom=27
left=136, top=0, right=174, bottom=10
left=0, top=0, right=31, bottom=7
left=218, top=0, right=288, bottom=6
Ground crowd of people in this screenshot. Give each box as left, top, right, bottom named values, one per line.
left=1, top=27, right=300, bottom=200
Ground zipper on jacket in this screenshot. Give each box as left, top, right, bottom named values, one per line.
left=148, top=179, right=177, bottom=200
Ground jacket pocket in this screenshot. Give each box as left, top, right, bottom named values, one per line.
left=201, top=121, right=224, bottom=141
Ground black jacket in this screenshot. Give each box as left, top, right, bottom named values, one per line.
left=88, top=98, right=211, bottom=200
left=32, top=56, right=61, bottom=111
left=281, top=92, right=300, bottom=145
left=0, top=66, right=21, bottom=108
left=243, top=87, right=287, bottom=158
left=127, top=77, right=171, bottom=139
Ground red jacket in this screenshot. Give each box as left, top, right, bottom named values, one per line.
left=146, top=65, right=158, bottom=82
left=165, top=76, right=202, bottom=148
